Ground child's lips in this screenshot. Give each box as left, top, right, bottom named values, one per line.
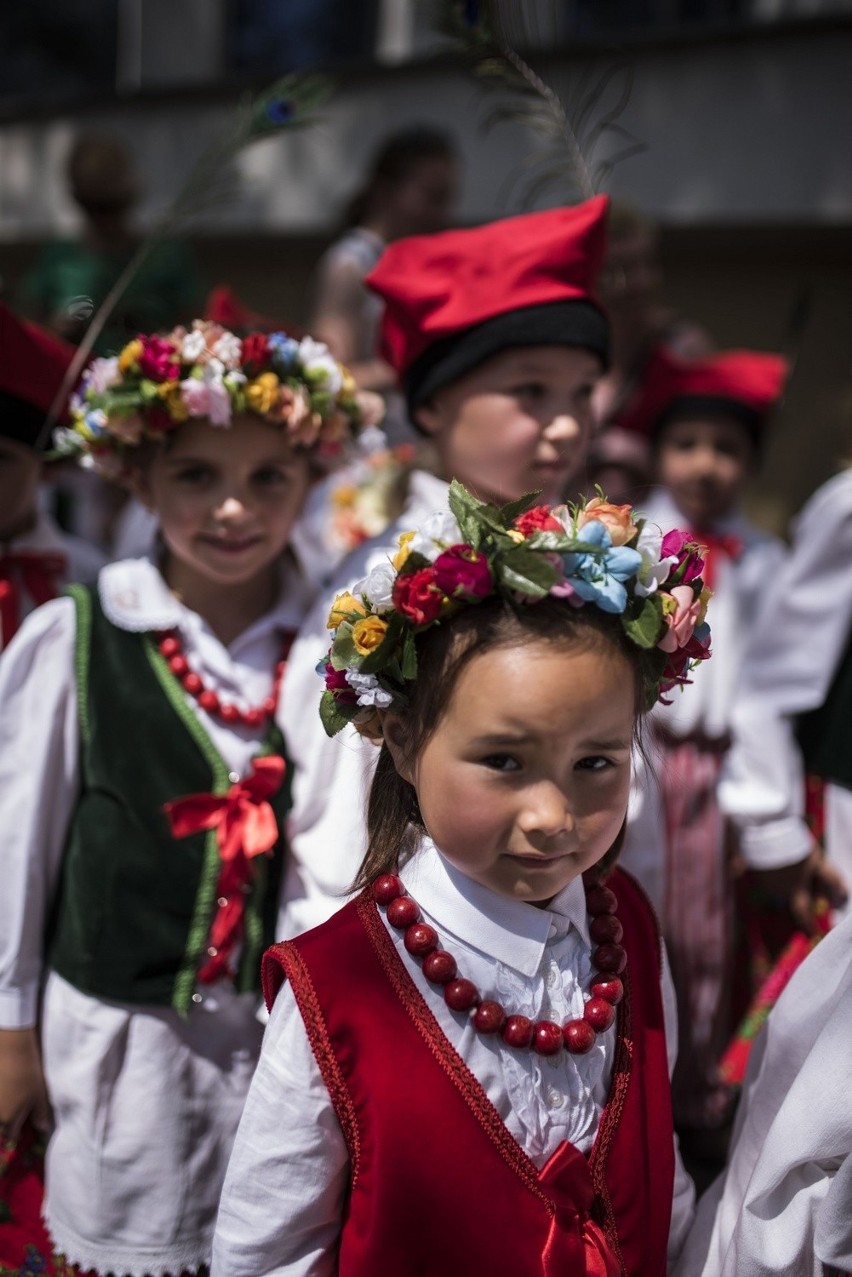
left=201, top=534, right=262, bottom=554
left=505, top=850, right=571, bottom=867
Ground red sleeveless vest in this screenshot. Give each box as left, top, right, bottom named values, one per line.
left=263, top=867, right=674, bottom=1277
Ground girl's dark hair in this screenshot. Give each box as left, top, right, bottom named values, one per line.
left=343, top=126, right=458, bottom=229
left=353, top=596, right=652, bottom=892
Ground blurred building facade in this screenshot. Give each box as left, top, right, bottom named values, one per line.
left=1, top=0, right=850, bottom=527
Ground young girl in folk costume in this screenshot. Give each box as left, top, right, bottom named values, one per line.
left=0, top=320, right=365, bottom=1276
left=213, top=482, right=713, bottom=1275
left=281, top=195, right=612, bottom=939
left=615, top=348, right=789, bottom=1162
left=0, top=303, right=104, bottom=652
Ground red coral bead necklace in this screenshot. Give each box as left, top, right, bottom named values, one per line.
left=372, top=871, right=626, bottom=1056
left=156, top=628, right=294, bottom=729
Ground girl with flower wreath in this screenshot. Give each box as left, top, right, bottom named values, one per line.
left=279, top=194, right=614, bottom=942
left=0, top=320, right=369, bottom=1276
left=213, top=481, right=709, bottom=1276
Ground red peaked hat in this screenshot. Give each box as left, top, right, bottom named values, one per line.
left=366, top=195, right=610, bottom=410
left=0, top=302, right=77, bottom=449
left=617, top=346, right=789, bottom=439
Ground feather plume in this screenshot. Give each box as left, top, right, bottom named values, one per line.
left=434, top=0, right=645, bottom=208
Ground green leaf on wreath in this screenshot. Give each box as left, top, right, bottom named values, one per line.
left=622, top=595, right=664, bottom=649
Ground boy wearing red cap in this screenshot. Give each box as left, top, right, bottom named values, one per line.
left=0, top=303, right=104, bottom=649
left=279, top=196, right=612, bottom=940
left=615, top=346, right=789, bottom=1176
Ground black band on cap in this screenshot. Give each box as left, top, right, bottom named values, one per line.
left=405, top=300, right=610, bottom=420
left=0, top=392, right=49, bottom=452
left=655, top=394, right=764, bottom=448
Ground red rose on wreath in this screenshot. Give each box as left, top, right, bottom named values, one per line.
left=432, top=544, right=493, bottom=600
left=514, top=506, right=564, bottom=536
left=241, top=332, right=270, bottom=374
left=392, top=567, right=444, bottom=625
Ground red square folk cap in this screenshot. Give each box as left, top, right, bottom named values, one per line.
left=0, top=301, right=77, bottom=449
left=617, top=345, right=789, bottom=442
left=366, top=195, right=610, bottom=411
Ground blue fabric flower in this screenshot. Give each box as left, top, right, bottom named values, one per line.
left=267, top=333, right=299, bottom=372
left=561, top=520, right=643, bottom=613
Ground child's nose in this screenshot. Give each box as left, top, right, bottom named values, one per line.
left=543, top=411, right=585, bottom=445
left=521, top=783, right=573, bottom=837
left=216, top=494, right=250, bottom=520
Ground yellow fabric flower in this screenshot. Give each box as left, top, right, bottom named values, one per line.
left=327, top=591, right=366, bottom=630
left=332, top=485, right=358, bottom=510
left=118, top=339, right=143, bottom=374
left=245, top=372, right=280, bottom=416
left=352, top=615, right=389, bottom=655
left=156, top=380, right=189, bottom=421
left=506, top=529, right=525, bottom=544
left=392, top=531, right=415, bottom=570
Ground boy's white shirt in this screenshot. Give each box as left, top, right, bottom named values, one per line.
left=279, top=468, right=451, bottom=939
left=674, top=905, right=852, bottom=1277
left=0, top=553, right=312, bottom=1028
left=717, top=470, right=852, bottom=893
left=621, top=487, right=788, bottom=911
left=213, top=837, right=695, bottom=1277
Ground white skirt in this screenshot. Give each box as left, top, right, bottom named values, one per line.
left=41, top=970, right=264, bottom=1276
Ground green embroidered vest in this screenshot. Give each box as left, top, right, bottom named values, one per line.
left=796, top=631, right=852, bottom=792
left=47, top=586, right=291, bottom=1014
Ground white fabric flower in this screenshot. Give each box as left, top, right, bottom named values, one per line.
left=181, top=330, right=208, bottom=363
left=346, top=670, right=394, bottom=709
left=408, top=508, right=464, bottom=560
left=634, top=523, right=676, bottom=598
left=358, top=561, right=396, bottom=613
left=87, top=356, right=120, bottom=393
left=298, top=337, right=343, bottom=395
left=212, top=332, right=243, bottom=370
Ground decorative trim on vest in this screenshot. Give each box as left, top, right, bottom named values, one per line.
left=67, top=583, right=92, bottom=744
left=144, top=633, right=233, bottom=1011
left=265, top=941, right=363, bottom=1185
left=587, top=966, right=632, bottom=1270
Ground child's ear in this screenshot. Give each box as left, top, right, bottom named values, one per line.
left=381, top=712, right=415, bottom=783
left=411, top=394, right=443, bottom=438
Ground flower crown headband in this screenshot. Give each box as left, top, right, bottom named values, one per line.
left=53, top=320, right=381, bottom=478
left=320, top=481, right=712, bottom=738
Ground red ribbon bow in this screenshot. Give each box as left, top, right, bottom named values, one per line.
left=164, top=755, right=286, bottom=985
left=0, top=550, right=67, bottom=648
left=687, top=530, right=743, bottom=590
left=164, top=754, right=286, bottom=861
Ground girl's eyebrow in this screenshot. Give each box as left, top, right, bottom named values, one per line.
left=469, top=731, right=632, bottom=751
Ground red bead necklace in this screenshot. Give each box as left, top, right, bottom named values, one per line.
left=156, top=628, right=294, bottom=729
left=373, top=872, right=626, bottom=1056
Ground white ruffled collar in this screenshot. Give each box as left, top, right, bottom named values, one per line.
left=98, top=555, right=313, bottom=642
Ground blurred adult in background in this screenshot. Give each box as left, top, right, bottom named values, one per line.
left=309, top=126, right=460, bottom=444
left=19, top=130, right=203, bottom=356
left=586, top=202, right=713, bottom=507
left=18, top=130, right=205, bottom=551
